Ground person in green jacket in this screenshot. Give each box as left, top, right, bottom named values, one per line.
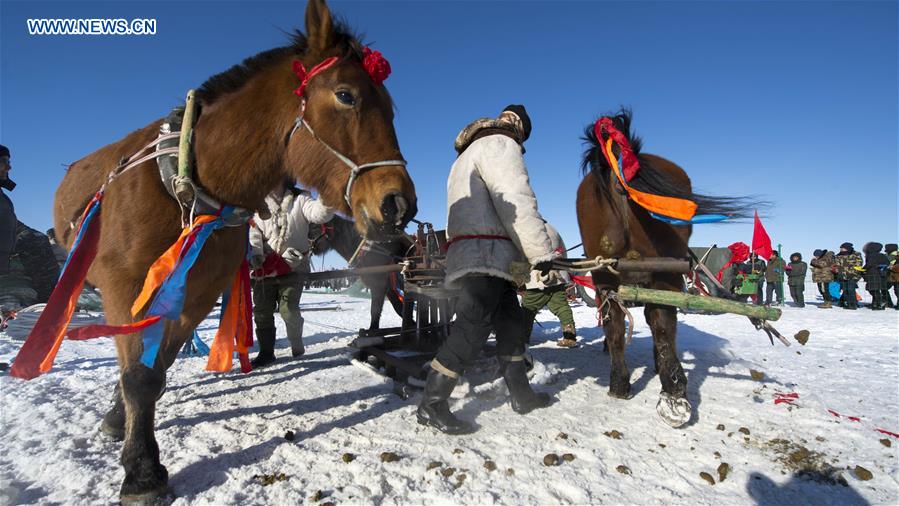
left=786, top=252, right=807, bottom=307
left=764, top=251, right=786, bottom=305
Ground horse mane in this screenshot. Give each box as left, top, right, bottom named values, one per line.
left=580, top=108, right=757, bottom=219
left=196, top=23, right=365, bottom=105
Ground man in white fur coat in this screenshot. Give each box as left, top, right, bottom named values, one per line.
left=417, top=105, right=558, bottom=434
left=249, top=181, right=335, bottom=367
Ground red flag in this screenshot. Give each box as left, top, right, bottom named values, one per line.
left=752, top=211, right=773, bottom=260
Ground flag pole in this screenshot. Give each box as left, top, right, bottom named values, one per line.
left=778, top=242, right=783, bottom=305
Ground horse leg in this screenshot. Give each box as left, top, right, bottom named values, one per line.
left=117, top=336, right=169, bottom=503
left=100, top=321, right=181, bottom=442
left=645, top=304, right=691, bottom=427
left=366, top=274, right=387, bottom=331
left=603, top=303, right=631, bottom=399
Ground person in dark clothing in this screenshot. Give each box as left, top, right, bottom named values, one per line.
left=13, top=222, right=60, bottom=303
left=886, top=243, right=898, bottom=310
left=861, top=242, right=889, bottom=310
left=764, top=251, right=786, bottom=305
left=0, top=145, right=15, bottom=276
left=810, top=249, right=835, bottom=308
left=835, top=242, right=862, bottom=310
left=786, top=252, right=807, bottom=307
left=419, top=106, right=556, bottom=435
left=749, top=253, right=766, bottom=305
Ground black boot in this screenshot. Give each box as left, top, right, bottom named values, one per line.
left=251, top=328, right=277, bottom=368
left=502, top=359, right=552, bottom=414
left=416, top=369, right=473, bottom=435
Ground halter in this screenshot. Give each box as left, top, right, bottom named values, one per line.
left=289, top=112, right=406, bottom=206
left=289, top=51, right=406, bottom=207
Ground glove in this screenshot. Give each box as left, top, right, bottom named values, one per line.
left=533, top=260, right=554, bottom=276
left=282, top=247, right=307, bottom=270
left=249, top=254, right=265, bottom=270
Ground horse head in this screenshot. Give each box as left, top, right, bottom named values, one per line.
left=284, top=0, right=417, bottom=241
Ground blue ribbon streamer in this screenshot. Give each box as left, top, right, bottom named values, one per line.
left=60, top=197, right=102, bottom=276
left=649, top=212, right=730, bottom=225
left=139, top=207, right=234, bottom=368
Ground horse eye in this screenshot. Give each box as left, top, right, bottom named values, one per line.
left=335, top=90, right=356, bottom=106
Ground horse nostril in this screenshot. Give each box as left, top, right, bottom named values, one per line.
left=380, top=192, right=403, bottom=226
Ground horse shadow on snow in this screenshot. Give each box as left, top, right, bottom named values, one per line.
left=521, top=315, right=765, bottom=426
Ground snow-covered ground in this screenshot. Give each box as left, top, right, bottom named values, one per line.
left=1, top=287, right=897, bottom=505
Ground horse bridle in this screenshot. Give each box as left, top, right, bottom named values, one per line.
left=288, top=102, right=406, bottom=207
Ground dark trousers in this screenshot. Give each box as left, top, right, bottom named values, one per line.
left=434, top=276, right=528, bottom=375
left=788, top=284, right=804, bottom=307
left=765, top=281, right=784, bottom=304
left=252, top=273, right=304, bottom=354
left=840, top=279, right=858, bottom=308
left=869, top=289, right=883, bottom=308
left=755, top=280, right=764, bottom=305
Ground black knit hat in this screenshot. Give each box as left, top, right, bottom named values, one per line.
left=885, top=243, right=898, bottom=254
left=813, top=249, right=824, bottom=257
left=502, top=104, right=531, bottom=142
left=0, top=145, right=9, bottom=158
left=840, top=242, right=853, bottom=250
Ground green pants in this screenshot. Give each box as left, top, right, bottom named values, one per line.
left=521, top=285, right=574, bottom=341
left=252, top=273, right=304, bottom=354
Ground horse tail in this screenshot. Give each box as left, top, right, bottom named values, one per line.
left=581, top=108, right=767, bottom=221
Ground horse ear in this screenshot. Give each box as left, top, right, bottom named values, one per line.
left=306, top=0, right=335, bottom=55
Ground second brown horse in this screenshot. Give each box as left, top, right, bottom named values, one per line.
left=576, top=110, right=752, bottom=428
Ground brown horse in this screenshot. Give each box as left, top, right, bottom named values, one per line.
left=52, top=1, right=415, bottom=502
left=309, top=214, right=410, bottom=329
left=576, top=110, right=752, bottom=427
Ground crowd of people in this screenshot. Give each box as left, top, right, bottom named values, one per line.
left=721, top=242, right=898, bottom=310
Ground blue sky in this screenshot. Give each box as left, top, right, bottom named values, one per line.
left=2, top=0, right=896, bottom=266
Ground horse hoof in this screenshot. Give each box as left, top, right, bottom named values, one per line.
left=120, top=485, right=173, bottom=506
left=607, top=386, right=633, bottom=400
left=656, top=392, right=692, bottom=428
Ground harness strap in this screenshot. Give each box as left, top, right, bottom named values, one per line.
left=290, top=116, right=407, bottom=206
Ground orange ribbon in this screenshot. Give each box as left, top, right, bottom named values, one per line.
left=206, top=259, right=252, bottom=373
left=131, top=215, right=218, bottom=317
left=602, top=137, right=697, bottom=221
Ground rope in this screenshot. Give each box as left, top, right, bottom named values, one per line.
left=553, top=256, right=620, bottom=275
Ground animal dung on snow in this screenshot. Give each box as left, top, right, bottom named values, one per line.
left=794, top=330, right=810, bottom=345
left=543, top=453, right=560, bottom=466
left=749, top=369, right=765, bottom=381
left=379, top=452, right=401, bottom=463
left=717, top=463, right=730, bottom=482
left=699, top=472, right=716, bottom=485
left=853, top=466, right=873, bottom=481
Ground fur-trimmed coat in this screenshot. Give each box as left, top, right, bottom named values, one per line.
left=250, top=188, right=334, bottom=277
left=444, top=134, right=556, bottom=287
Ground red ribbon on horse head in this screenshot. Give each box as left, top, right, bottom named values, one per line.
left=292, top=46, right=392, bottom=97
